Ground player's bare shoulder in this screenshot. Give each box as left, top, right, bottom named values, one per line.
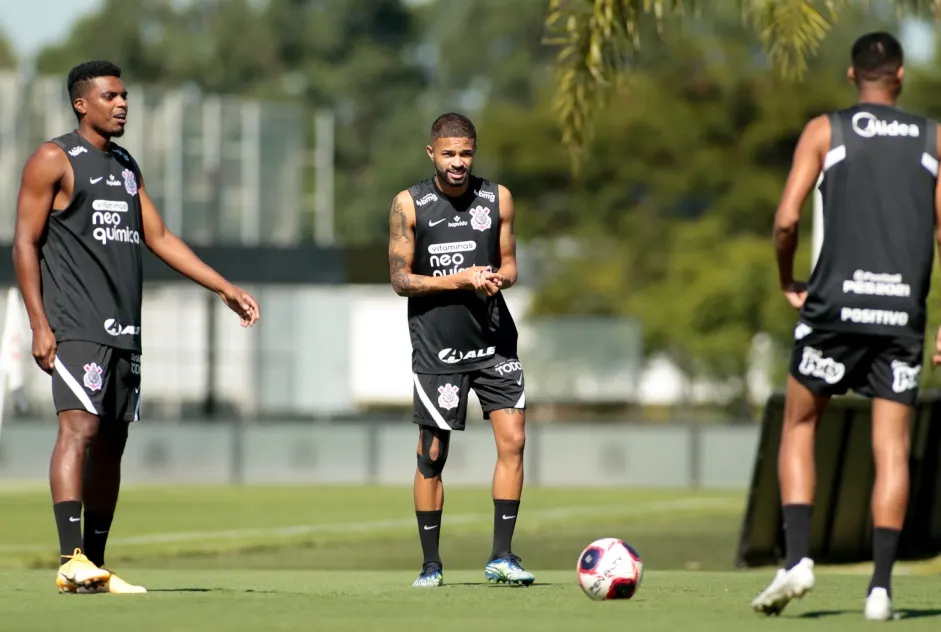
left=802, top=114, right=831, bottom=148
left=495, top=184, right=515, bottom=219
left=395, top=189, right=417, bottom=217
left=22, top=142, right=69, bottom=182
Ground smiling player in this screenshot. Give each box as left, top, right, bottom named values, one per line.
left=388, top=112, right=532, bottom=588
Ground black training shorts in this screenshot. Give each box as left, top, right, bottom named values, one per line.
left=52, top=341, right=142, bottom=421
left=789, top=322, right=923, bottom=406
left=412, top=354, right=526, bottom=431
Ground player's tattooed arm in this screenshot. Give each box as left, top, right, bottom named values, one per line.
left=389, top=192, right=481, bottom=296
left=494, top=185, right=518, bottom=290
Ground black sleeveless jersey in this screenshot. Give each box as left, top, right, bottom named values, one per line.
left=801, top=104, right=939, bottom=339
left=407, top=176, right=518, bottom=374
left=41, top=131, right=144, bottom=352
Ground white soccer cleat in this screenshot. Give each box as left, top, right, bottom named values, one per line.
left=484, top=554, right=535, bottom=586
left=864, top=587, right=898, bottom=621
left=751, top=557, right=816, bottom=616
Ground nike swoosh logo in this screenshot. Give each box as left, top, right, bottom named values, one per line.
left=502, top=515, right=516, bottom=520
left=423, top=525, right=438, bottom=530
left=517, top=376, right=523, bottom=385
left=94, top=530, right=109, bottom=535
left=69, top=517, right=80, bottom=522
left=428, top=218, right=446, bottom=226
left=90, top=177, right=103, bottom=183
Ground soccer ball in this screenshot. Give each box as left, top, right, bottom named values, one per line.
left=577, top=537, right=644, bottom=601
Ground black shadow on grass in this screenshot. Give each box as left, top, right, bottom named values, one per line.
left=438, top=582, right=559, bottom=588
left=147, top=588, right=300, bottom=594
left=897, top=609, right=941, bottom=620
left=800, top=609, right=941, bottom=620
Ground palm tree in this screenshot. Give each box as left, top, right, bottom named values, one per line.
left=545, top=0, right=941, bottom=167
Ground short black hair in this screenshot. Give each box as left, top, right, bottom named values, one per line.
left=851, top=32, right=903, bottom=84
left=430, top=112, right=476, bottom=141
left=67, top=60, right=122, bottom=104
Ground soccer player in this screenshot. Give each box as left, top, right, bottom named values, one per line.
left=751, top=33, right=941, bottom=620
left=13, top=60, right=260, bottom=594
left=388, top=112, right=533, bottom=588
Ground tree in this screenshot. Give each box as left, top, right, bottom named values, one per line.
left=33, top=0, right=430, bottom=245
left=483, top=5, right=919, bottom=409
left=0, top=27, right=17, bottom=69
left=545, top=0, right=941, bottom=166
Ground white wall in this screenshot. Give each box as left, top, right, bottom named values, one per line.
left=0, top=284, right=769, bottom=418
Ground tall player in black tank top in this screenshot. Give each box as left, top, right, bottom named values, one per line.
left=752, top=33, right=941, bottom=620
left=13, top=61, right=260, bottom=594
left=388, top=113, right=534, bottom=588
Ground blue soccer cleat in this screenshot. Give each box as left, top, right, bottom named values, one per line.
left=485, top=554, right=535, bottom=586
left=412, top=561, right=444, bottom=587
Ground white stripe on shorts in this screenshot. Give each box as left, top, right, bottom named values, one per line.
left=412, top=373, right=452, bottom=431
left=53, top=356, right=98, bottom=415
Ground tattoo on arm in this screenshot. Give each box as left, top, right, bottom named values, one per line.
left=388, top=196, right=437, bottom=296
left=499, top=408, right=525, bottom=416
left=390, top=196, right=410, bottom=244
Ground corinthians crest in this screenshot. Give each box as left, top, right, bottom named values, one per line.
left=437, top=383, right=459, bottom=410
left=122, top=168, right=138, bottom=196
left=469, top=206, right=491, bottom=231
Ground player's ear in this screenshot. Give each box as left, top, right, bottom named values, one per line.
left=897, top=66, right=905, bottom=83
left=72, top=97, right=87, bottom=117
left=425, top=144, right=434, bottom=161
left=847, top=66, right=856, bottom=86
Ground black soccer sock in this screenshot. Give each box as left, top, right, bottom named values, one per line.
left=782, top=503, right=812, bottom=570
left=82, top=511, right=114, bottom=568
left=491, top=499, right=520, bottom=560
left=869, top=527, right=901, bottom=597
left=53, top=501, right=84, bottom=565
left=416, top=510, right=442, bottom=566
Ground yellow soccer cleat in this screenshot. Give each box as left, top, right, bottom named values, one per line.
left=56, top=549, right=111, bottom=594
left=79, top=571, right=147, bottom=594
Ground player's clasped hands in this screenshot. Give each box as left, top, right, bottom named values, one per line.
left=454, top=266, right=502, bottom=297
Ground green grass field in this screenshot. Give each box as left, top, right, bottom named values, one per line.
left=2, top=484, right=940, bottom=630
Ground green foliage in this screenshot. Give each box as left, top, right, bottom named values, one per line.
left=0, top=28, right=15, bottom=70
left=509, top=7, right=903, bottom=388
left=34, top=0, right=430, bottom=245
left=30, top=0, right=941, bottom=397
left=544, top=0, right=941, bottom=166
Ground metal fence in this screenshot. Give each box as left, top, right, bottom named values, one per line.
left=0, top=71, right=307, bottom=245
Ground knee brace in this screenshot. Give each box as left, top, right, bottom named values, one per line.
left=417, top=427, right=451, bottom=478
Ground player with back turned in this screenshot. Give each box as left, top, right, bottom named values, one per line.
left=751, top=33, right=941, bottom=620
left=388, top=112, right=534, bottom=588
left=13, top=60, right=259, bottom=594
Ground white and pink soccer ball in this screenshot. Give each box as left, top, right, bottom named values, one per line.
left=577, top=538, right=644, bottom=601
